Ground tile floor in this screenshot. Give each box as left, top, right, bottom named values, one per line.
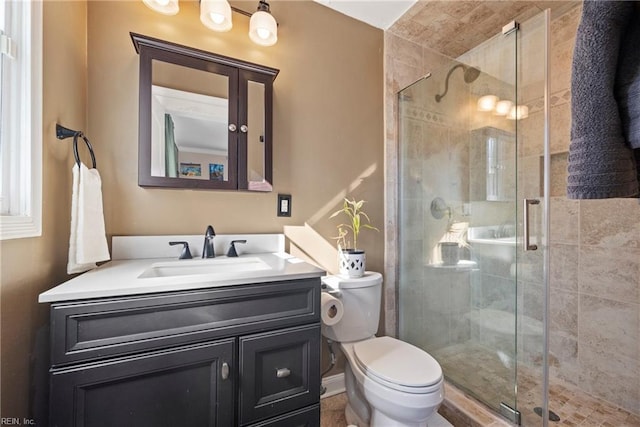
left=320, top=392, right=348, bottom=427
left=435, top=342, right=640, bottom=426
left=320, top=342, right=640, bottom=426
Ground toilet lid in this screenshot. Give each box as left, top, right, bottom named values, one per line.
left=353, top=336, right=442, bottom=390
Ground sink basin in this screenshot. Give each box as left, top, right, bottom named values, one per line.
left=467, top=226, right=516, bottom=245
left=138, top=257, right=271, bottom=279
left=467, top=226, right=517, bottom=262
left=468, top=236, right=517, bottom=245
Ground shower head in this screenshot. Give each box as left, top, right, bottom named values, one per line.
left=435, top=64, right=481, bottom=102
left=463, top=65, right=481, bottom=83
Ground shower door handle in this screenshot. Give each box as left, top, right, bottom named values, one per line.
left=523, top=198, right=539, bottom=251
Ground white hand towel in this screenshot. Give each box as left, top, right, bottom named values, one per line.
left=67, top=163, right=110, bottom=274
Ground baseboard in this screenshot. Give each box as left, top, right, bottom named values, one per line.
left=321, top=373, right=345, bottom=398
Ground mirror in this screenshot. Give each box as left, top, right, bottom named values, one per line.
left=132, top=33, right=278, bottom=190
left=247, top=81, right=265, bottom=184
left=151, top=61, right=230, bottom=181
left=469, top=126, right=516, bottom=201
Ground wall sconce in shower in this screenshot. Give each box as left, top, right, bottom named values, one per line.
left=143, top=0, right=278, bottom=46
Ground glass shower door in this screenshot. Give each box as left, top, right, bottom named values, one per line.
left=397, top=13, right=549, bottom=423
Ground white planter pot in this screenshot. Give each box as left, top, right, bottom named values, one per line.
left=338, top=249, right=365, bottom=278
left=439, top=242, right=459, bottom=265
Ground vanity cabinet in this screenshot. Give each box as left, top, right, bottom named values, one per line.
left=47, top=278, right=321, bottom=427
left=131, top=33, right=279, bottom=192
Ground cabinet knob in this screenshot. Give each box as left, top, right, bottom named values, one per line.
left=240, top=124, right=248, bottom=133
left=276, top=368, right=290, bottom=378
left=228, top=124, right=237, bottom=132
left=221, top=362, right=229, bottom=380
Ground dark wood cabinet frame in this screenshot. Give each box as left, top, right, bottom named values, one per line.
left=131, top=33, right=279, bottom=191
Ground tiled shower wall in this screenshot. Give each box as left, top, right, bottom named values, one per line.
left=384, top=2, right=640, bottom=416
left=538, top=5, right=639, bottom=414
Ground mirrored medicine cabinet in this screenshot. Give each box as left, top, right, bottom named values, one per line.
left=131, top=33, right=279, bottom=191
left=469, top=126, right=517, bottom=202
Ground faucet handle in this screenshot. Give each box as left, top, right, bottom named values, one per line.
left=169, top=241, right=192, bottom=260
left=227, top=240, right=247, bottom=257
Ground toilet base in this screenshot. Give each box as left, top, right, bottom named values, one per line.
left=345, top=403, right=368, bottom=426
left=345, top=404, right=453, bottom=427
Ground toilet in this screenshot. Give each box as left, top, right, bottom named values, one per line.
left=321, top=272, right=451, bottom=427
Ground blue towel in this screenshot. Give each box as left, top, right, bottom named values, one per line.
left=568, top=0, right=639, bottom=199
left=615, top=5, right=640, bottom=149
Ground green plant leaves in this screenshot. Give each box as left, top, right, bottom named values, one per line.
left=329, top=197, right=378, bottom=249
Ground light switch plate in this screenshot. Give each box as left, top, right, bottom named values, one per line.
left=277, top=194, right=291, bottom=217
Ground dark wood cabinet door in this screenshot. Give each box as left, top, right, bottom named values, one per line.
left=247, top=405, right=320, bottom=427
left=50, top=339, right=235, bottom=427
left=239, top=325, right=320, bottom=425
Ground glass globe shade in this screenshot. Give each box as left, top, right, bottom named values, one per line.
left=477, top=95, right=498, bottom=112
left=143, top=0, right=179, bottom=15
left=507, top=105, right=529, bottom=120
left=249, top=10, right=277, bottom=46
left=200, top=0, right=232, bottom=32
left=494, top=100, right=513, bottom=116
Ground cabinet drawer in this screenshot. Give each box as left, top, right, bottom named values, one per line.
left=51, top=278, right=320, bottom=366
left=50, top=339, right=235, bottom=427
left=239, top=324, right=320, bottom=425
left=247, top=405, right=320, bottom=427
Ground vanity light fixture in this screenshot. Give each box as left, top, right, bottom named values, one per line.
left=143, top=0, right=179, bottom=15
left=200, top=0, right=233, bottom=32
left=476, top=95, right=527, bottom=120
left=494, top=99, right=513, bottom=116
left=249, top=0, right=278, bottom=46
left=143, top=0, right=278, bottom=46
left=477, top=95, right=498, bottom=112
left=507, top=105, right=529, bottom=120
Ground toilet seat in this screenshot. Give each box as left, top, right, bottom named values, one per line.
left=353, top=336, right=443, bottom=394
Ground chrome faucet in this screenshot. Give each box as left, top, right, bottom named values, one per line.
left=202, top=225, right=216, bottom=258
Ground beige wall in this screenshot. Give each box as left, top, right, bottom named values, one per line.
left=0, top=1, right=88, bottom=418
left=1, top=0, right=384, bottom=418
left=87, top=0, right=384, bottom=261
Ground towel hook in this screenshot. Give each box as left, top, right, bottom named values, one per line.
left=56, top=123, right=97, bottom=169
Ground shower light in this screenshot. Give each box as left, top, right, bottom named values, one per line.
left=494, top=100, right=513, bottom=116
left=477, top=95, right=498, bottom=111
left=143, top=0, right=179, bottom=15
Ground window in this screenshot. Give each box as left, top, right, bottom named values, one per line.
left=0, top=0, right=42, bottom=240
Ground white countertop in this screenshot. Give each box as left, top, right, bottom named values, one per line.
left=39, top=252, right=325, bottom=303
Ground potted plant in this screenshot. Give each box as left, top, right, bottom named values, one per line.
left=439, top=220, right=469, bottom=265
left=330, top=198, right=379, bottom=278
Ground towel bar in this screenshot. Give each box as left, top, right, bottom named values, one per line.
left=56, top=123, right=97, bottom=169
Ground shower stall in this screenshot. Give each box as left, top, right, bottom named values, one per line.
left=397, top=11, right=552, bottom=426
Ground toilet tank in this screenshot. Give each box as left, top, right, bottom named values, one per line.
left=321, top=272, right=382, bottom=343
